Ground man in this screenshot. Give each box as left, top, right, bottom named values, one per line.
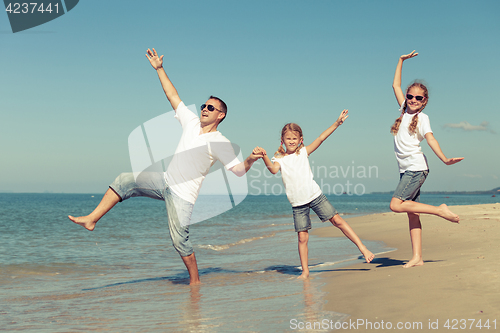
left=69, top=48, right=261, bottom=285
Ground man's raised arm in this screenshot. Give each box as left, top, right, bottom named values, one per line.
left=146, top=48, right=182, bottom=110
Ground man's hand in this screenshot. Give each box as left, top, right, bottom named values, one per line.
left=335, top=109, right=349, bottom=126
left=252, top=147, right=266, bottom=158
left=230, top=148, right=264, bottom=177
left=145, top=48, right=181, bottom=110
left=251, top=147, right=266, bottom=160
left=146, top=48, right=164, bottom=70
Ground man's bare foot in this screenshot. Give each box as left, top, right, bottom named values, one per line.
left=68, top=215, right=97, bottom=231
left=403, top=257, right=424, bottom=268
left=297, top=272, right=309, bottom=280
left=361, top=248, right=375, bottom=263
left=438, top=204, right=460, bottom=223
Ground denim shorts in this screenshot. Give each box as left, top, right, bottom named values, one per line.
left=292, top=193, right=338, bottom=232
left=392, top=170, right=429, bottom=202
left=110, top=172, right=194, bottom=257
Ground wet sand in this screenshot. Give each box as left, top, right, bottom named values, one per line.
left=313, top=204, right=500, bottom=329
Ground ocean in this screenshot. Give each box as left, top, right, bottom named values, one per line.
left=1, top=192, right=498, bottom=332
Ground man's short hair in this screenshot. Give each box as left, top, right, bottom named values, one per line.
left=209, top=95, right=227, bottom=123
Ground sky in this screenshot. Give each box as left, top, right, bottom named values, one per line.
left=1, top=0, right=499, bottom=194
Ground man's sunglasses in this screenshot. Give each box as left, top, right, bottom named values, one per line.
left=406, top=94, right=426, bottom=101
left=200, top=104, right=222, bottom=112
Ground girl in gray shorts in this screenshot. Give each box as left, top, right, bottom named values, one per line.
left=256, top=110, right=374, bottom=279
left=389, top=50, right=463, bottom=268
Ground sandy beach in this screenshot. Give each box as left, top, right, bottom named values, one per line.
left=313, top=203, right=500, bottom=331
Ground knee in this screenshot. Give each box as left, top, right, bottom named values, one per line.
left=297, top=231, right=309, bottom=244
left=390, top=199, right=402, bottom=212
left=112, top=173, right=136, bottom=188
left=330, top=214, right=343, bottom=227
left=169, top=229, right=193, bottom=257
left=172, top=238, right=193, bottom=257
left=117, top=172, right=134, bottom=183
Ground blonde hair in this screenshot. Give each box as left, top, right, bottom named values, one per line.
left=391, top=81, right=429, bottom=135
left=274, top=123, right=304, bottom=157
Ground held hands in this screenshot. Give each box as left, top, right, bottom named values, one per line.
left=401, top=50, right=418, bottom=61
left=444, top=157, right=464, bottom=166
left=335, top=109, right=349, bottom=126
left=146, top=48, right=164, bottom=70
left=251, top=147, right=267, bottom=160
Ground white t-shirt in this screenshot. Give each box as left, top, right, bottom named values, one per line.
left=272, top=147, right=322, bottom=207
left=165, top=101, right=240, bottom=204
left=393, top=111, right=433, bottom=173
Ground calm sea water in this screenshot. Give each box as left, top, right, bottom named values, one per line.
left=1, top=193, right=498, bottom=332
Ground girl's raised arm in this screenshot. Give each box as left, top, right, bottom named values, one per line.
left=306, top=109, right=348, bottom=155
left=393, top=50, right=418, bottom=107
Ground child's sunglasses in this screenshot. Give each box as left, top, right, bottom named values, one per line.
left=406, top=94, right=426, bottom=101
left=200, top=104, right=222, bottom=112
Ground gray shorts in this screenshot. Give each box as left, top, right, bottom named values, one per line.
left=110, top=172, right=195, bottom=257
left=392, top=170, right=429, bottom=202
left=292, top=193, right=338, bottom=232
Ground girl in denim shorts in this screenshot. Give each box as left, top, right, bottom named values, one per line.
left=256, top=110, right=374, bottom=279
left=389, top=50, right=464, bottom=268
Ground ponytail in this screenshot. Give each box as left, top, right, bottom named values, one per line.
left=274, top=144, right=286, bottom=157
left=390, top=107, right=422, bottom=136
left=408, top=111, right=421, bottom=135
left=390, top=114, right=404, bottom=135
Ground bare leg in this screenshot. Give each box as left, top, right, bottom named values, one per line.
left=404, top=212, right=424, bottom=268
left=390, top=197, right=459, bottom=223
left=297, top=231, right=310, bottom=279
left=330, top=214, right=375, bottom=263
left=181, top=252, right=200, bottom=285
left=68, top=188, right=120, bottom=231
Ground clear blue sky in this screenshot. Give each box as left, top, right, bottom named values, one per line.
left=1, top=0, right=499, bottom=193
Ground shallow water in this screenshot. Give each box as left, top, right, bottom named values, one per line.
left=1, top=193, right=497, bottom=332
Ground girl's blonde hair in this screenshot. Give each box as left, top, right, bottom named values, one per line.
left=390, top=81, right=429, bottom=135
left=274, top=123, right=304, bottom=157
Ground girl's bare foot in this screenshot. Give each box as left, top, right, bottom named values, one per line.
left=439, top=204, right=460, bottom=223
left=403, top=257, right=424, bottom=268
left=361, top=247, right=375, bottom=263
left=68, top=215, right=97, bottom=231
left=297, top=271, right=309, bottom=280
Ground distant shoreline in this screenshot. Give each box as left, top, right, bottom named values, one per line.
left=0, top=190, right=499, bottom=195
left=372, top=188, right=500, bottom=195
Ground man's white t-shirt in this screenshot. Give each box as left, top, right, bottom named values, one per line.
left=272, top=147, right=322, bottom=207
left=393, top=112, right=433, bottom=173
left=165, top=101, right=240, bottom=204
